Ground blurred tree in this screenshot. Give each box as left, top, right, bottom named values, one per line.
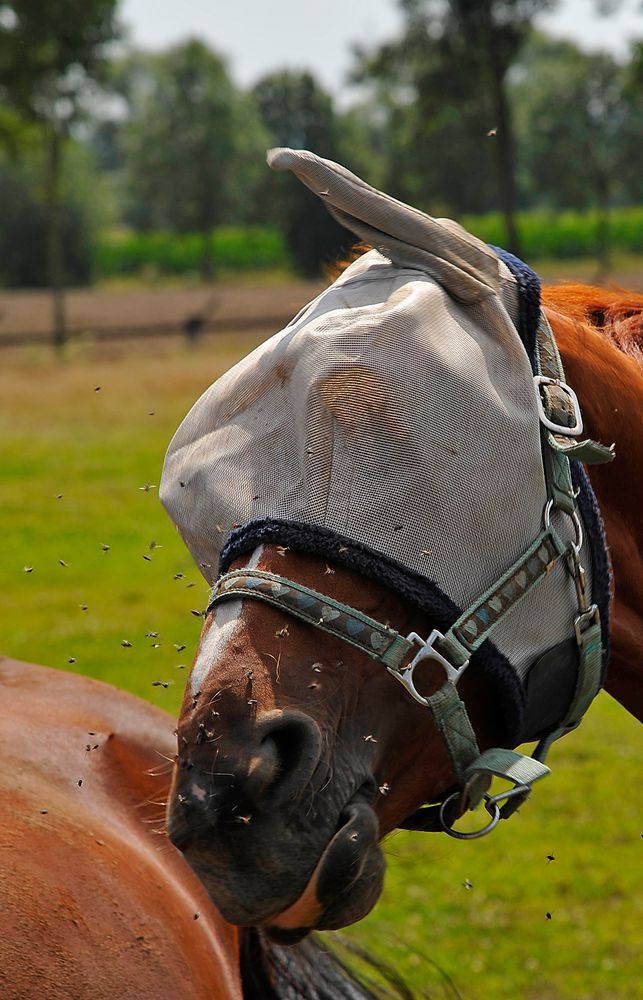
left=619, top=41, right=643, bottom=208
left=335, top=100, right=390, bottom=190
left=355, top=15, right=503, bottom=215
left=627, top=40, right=643, bottom=95
left=0, top=147, right=97, bottom=288
left=0, top=0, right=119, bottom=346
left=353, top=0, right=558, bottom=253
left=252, top=70, right=355, bottom=276
left=120, top=41, right=266, bottom=279
left=514, top=34, right=643, bottom=270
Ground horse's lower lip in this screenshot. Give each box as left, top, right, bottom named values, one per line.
left=265, top=798, right=384, bottom=935
left=176, top=793, right=384, bottom=932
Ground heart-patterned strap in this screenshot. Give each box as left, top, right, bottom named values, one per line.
left=446, top=528, right=564, bottom=658
left=208, top=569, right=415, bottom=670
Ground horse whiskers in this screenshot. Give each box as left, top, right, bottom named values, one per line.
left=145, top=762, right=175, bottom=777
left=262, top=649, right=282, bottom=682
left=139, top=804, right=169, bottom=818
left=134, top=796, right=169, bottom=816
left=151, top=749, right=178, bottom=765
left=207, top=686, right=232, bottom=707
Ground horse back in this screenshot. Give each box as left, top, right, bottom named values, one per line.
left=0, top=658, right=241, bottom=1000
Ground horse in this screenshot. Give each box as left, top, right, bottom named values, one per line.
left=4, top=149, right=641, bottom=995
left=159, top=149, right=642, bottom=946
left=0, top=656, right=401, bottom=999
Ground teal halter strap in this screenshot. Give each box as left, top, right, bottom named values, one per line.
left=208, top=309, right=612, bottom=838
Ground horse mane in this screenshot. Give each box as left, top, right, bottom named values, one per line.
left=240, top=928, right=416, bottom=1000
left=328, top=244, right=643, bottom=366
left=541, top=283, right=643, bottom=365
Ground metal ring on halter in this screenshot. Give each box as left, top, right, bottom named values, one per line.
left=543, top=499, right=583, bottom=554
left=438, top=792, right=501, bottom=840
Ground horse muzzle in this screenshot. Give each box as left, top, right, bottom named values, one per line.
left=166, top=725, right=385, bottom=935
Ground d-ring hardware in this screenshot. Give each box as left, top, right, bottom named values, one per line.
left=438, top=792, right=501, bottom=840
left=387, top=630, right=469, bottom=707
left=543, top=499, right=584, bottom=554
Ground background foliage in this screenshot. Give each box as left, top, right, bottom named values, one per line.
left=1, top=1, right=642, bottom=292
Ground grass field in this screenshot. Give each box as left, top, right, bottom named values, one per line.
left=1, top=312, right=641, bottom=999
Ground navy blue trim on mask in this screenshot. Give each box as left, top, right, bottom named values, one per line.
left=493, top=245, right=612, bottom=681
left=491, top=244, right=541, bottom=369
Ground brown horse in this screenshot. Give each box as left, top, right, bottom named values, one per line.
left=0, top=657, right=390, bottom=999
left=164, top=278, right=643, bottom=946
left=0, top=657, right=241, bottom=1000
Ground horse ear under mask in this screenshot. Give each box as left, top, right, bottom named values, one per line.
left=267, top=146, right=501, bottom=305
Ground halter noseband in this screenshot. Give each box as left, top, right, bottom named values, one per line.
left=208, top=311, right=612, bottom=839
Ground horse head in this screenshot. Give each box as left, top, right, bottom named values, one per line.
left=161, top=150, right=612, bottom=941
left=166, top=543, right=504, bottom=940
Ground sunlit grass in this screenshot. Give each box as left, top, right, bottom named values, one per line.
left=343, top=689, right=641, bottom=998
left=1, top=335, right=640, bottom=999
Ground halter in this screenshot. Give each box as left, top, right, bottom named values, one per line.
left=207, top=310, right=613, bottom=839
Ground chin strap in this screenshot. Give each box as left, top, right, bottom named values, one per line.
left=208, top=309, right=611, bottom=839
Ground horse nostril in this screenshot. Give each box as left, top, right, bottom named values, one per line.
left=251, top=712, right=322, bottom=810
left=168, top=769, right=234, bottom=846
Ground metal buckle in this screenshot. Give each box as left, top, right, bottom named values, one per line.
left=574, top=604, right=600, bottom=645
left=534, top=375, right=584, bottom=436
left=387, top=630, right=469, bottom=707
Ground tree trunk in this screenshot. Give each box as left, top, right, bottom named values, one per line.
left=200, top=228, right=216, bottom=283
left=489, top=62, right=521, bottom=257
left=594, top=168, right=611, bottom=279
left=45, top=123, right=66, bottom=350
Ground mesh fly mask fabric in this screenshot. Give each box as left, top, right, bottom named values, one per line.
left=160, top=148, right=609, bottom=747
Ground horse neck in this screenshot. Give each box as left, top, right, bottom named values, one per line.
left=547, top=304, right=643, bottom=719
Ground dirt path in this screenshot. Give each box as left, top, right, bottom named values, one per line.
left=2, top=260, right=640, bottom=347
left=0, top=280, right=323, bottom=343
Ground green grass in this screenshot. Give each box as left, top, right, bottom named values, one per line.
left=0, top=335, right=266, bottom=711
left=347, top=695, right=641, bottom=999
left=1, top=338, right=640, bottom=999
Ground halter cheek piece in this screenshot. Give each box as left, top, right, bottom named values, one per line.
left=208, top=312, right=613, bottom=839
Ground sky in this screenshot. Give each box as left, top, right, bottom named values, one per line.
left=120, top=0, right=643, bottom=100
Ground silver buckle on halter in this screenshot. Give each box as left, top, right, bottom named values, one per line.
left=387, top=630, right=469, bottom=706
left=534, top=376, right=583, bottom=436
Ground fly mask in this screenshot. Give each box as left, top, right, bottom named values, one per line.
left=160, top=148, right=614, bottom=836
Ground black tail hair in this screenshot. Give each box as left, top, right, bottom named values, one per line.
left=240, top=927, right=416, bottom=1000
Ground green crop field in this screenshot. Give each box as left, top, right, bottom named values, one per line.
left=1, top=335, right=640, bottom=1000
left=91, top=208, right=643, bottom=282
